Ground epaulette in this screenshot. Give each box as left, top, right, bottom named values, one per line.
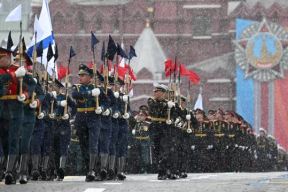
left=144, top=121, right=151, bottom=124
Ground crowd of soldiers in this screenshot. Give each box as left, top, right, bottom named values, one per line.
left=0, top=44, right=288, bottom=185
left=123, top=83, right=288, bottom=180
left=0, top=44, right=132, bottom=185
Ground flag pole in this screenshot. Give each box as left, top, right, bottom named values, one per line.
left=124, top=59, right=130, bottom=115
left=50, top=56, right=56, bottom=115
left=173, top=57, right=177, bottom=103
left=63, top=47, right=73, bottom=115
left=187, top=81, right=192, bottom=133
left=167, top=68, right=172, bottom=121
left=178, top=63, right=181, bottom=107
left=114, top=51, right=119, bottom=92
left=92, top=45, right=99, bottom=108
left=18, top=20, right=23, bottom=96
left=31, top=31, right=37, bottom=103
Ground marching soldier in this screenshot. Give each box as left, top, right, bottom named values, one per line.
left=116, top=78, right=131, bottom=180
left=52, top=79, right=76, bottom=181
left=107, top=76, right=124, bottom=180
left=30, top=81, right=56, bottom=181
left=148, top=83, right=177, bottom=180
left=0, top=47, right=35, bottom=185
left=16, top=53, right=44, bottom=184
left=256, top=128, right=269, bottom=172
left=72, top=64, right=110, bottom=182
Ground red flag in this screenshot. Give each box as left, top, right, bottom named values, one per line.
left=88, top=61, right=93, bottom=69
left=57, top=65, right=71, bottom=80
left=108, top=60, right=112, bottom=71
left=189, top=70, right=200, bottom=84
left=179, top=64, right=191, bottom=76
left=100, top=64, right=104, bottom=74
left=117, top=64, right=137, bottom=81
left=165, top=57, right=172, bottom=71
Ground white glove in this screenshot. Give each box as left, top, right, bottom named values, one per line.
left=132, top=129, right=136, bottom=135
left=103, top=109, right=110, bottom=116
left=62, top=114, right=69, bottom=120
left=49, top=113, right=55, bottom=119
left=29, top=101, right=38, bottom=108
left=191, top=145, right=195, bottom=150
left=226, top=146, right=229, bottom=149
left=114, top=92, right=119, bottom=98
left=15, top=66, right=26, bottom=77
left=186, top=114, right=191, bottom=120
left=38, top=112, right=44, bottom=119
left=123, top=95, right=128, bottom=103
left=174, top=118, right=180, bottom=125
left=166, top=120, right=172, bottom=125
left=17, top=94, right=26, bottom=102
left=33, top=78, right=37, bottom=84
left=113, top=113, right=119, bottom=119
left=167, top=101, right=175, bottom=108
left=95, top=107, right=102, bottom=114
left=123, top=113, right=130, bottom=119
left=60, top=100, right=67, bottom=107
left=187, top=129, right=192, bottom=133
left=51, top=91, right=57, bottom=99
left=235, top=144, right=238, bottom=148
left=92, top=88, right=100, bottom=97
left=177, top=122, right=182, bottom=128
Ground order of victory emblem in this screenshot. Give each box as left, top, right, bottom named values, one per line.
left=234, top=19, right=288, bottom=82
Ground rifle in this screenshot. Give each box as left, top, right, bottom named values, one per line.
left=187, top=81, right=192, bottom=133
left=18, top=21, right=23, bottom=96
left=63, top=48, right=73, bottom=116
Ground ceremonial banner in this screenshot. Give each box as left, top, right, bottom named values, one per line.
left=235, top=18, right=288, bottom=149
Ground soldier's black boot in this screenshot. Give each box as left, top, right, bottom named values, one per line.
left=100, top=154, right=108, bottom=181
left=0, top=156, right=5, bottom=181
left=107, top=156, right=116, bottom=180
left=4, top=155, right=17, bottom=185
left=40, top=156, right=49, bottom=181
left=19, top=154, right=29, bottom=184
left=86, top=154, right=97, bottom=182
left=31, top=155, right=40, bottom=180
left=117, top=157, right=126, bottom=180
left=57, top=156, right=67, bottom=181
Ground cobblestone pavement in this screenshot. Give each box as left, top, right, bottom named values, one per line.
left=1, top=172, right=288, bottom=192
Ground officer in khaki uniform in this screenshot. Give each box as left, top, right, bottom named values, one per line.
left=131, top=110, right=151, bottom=174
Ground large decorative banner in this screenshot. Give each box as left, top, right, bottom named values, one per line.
left=234, top=18, right=288, bottom=150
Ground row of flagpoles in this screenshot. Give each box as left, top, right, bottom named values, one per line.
left=4, top=0, right=202, bottom=109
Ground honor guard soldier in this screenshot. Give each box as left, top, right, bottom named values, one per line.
left=16, top=53, right=44, bottom=184
left=52, top=79, right=76, bottom=181
left=148, top=83, right=175, bottom=180
left=107, top=76, right=124, bottom=180
left=29, top=80, right=56, bottom=181
left=257, top=128, right=269, bottom=171
left=0, top=47, right=36, bottom=185
left=131, top=110, right=151, bottom=174
left=0, top=58, right=25, bottom=181
left=72, top=64, right=110, bottom=182
left=213, top=109, right=226, bottom=172
left=177, top=95, right=196, bottom=178
left=116, top=78, right=131, bottom=180
left=191, top=109, right=212, bottom=173
left=96, top=74, right=118, bottom=181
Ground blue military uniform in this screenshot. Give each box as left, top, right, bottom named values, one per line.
left=72, top=64, right=110, bottom=182
left=107, top=76, right=124, bottom=180
left=116, top=91, right=131, bottom=180
left=53, top=79, right=76, bottom=181
left=97, top=74, right=119, bottom=181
